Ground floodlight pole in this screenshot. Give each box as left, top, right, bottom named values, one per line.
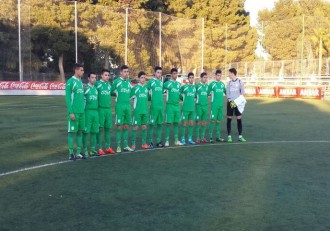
left=74, top=0, right=78, bottom=63
left=125, top=8, right=128, bottom=65
left=301, top=14, right=305, bottom=83
left=201, top=17, right=204, bottom=73
left=225, top=23, right=228, bottom=74
left=159, top=12, right=162, bottom=67
left=18, top=0, right=23, bottom=81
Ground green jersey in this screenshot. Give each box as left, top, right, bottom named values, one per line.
left=95, top=80, right=111, bottom=108
left=130, top=83, right=149, bottom=115
left=195, top=83, right=209, bottom=106
left=65, top=76, right=85, bottom=114
left=84, top=83, right=98, bottom=110
left=146, top=77, right=164, bottom=109
left=180, top=84, right=196, bottom=111
left=163, top=79, right=181, bottom=106
left=112, top=77, right=132, bottom=104
left=208, top=81, right=226, bottom=106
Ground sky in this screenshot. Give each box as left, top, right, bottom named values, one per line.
left=244, top=0, right=277, bottom=26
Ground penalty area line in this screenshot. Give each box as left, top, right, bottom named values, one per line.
left=1, top=140, right=329, bottom=177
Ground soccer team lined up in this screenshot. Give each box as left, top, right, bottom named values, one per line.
left=66, top=64, right=246, bottom=160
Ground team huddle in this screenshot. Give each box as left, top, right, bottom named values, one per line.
left=65, top=64, right=246, bottom=160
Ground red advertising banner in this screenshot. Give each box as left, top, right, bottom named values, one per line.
left=257, top=87, right=277, bottom=97
left=277, top=87, right=299, bottom=98
left=244, top=86, right=258, bottom=96
left=298, top=87, right=322, bottom=99
left=0, top=81, right=65, bottom=90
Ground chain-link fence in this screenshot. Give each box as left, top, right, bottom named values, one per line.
left=1, top=0, right=330, bottom=89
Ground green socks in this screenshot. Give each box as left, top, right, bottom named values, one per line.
left=196, top=123, right=200, bottom=140
left=209, top=121, right=215, bottom=138
left=68, top=133, right=74, bottom=155
left=181, top=125, right=186, bottom=140
left=156, top=124, right=162, bottom=143
left=173, top=123, right=179, bottom=142
left=104, top=128, right=110, bottom=149
left=123, top=128, right=128, bottom=147
left=201, top=125, right=206, bottom=139
left=116, top=129, right=122, bottom=147
left=141, top=128, right=147, bottom=144
left=165, top=124, right=170, bottom=142
left=76, top=132, right=83, bottom=154
left=148, top=124, right=154, bottom=143
left=188, top=125, right=193, bottom=140
left=97, top=129, right=102, bottom=148
left=132, top=129, right=137, bottom=146
left=83, top=133, right=88, bottom=152
left=216, top=123, right=221, bottom=138
left=90, top=133, right=96, bottom=151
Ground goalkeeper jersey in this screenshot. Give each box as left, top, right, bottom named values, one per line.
left=95, top=80, right=111, bottom=108
left=226, top=78, right=245, bottom=101
left=180, top=84, right=196, bottom=111
left=164, top=79, right=181, bottom=106
left=195, top=83, right=208, bottom=106
left=208, top=80, right=226, bottom=106
left=84, top=83, right=98, bottom=110
left=112, top=77, right=132, bottom=104
left=65, top=76, right=84, bottom=114
left=146, top=77, right=164, bottom=109
left=130, top=83, right=148, bottom=115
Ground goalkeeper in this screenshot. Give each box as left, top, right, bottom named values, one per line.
left=226, top=68, right=246, bottom=142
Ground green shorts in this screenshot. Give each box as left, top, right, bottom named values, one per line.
left=99, top=107, right=112, bottom=129
left=166, top=104, right=180, bottom=124
left=85, top=109, right=99, bottom=133
left=132, top=113, right=148, bottom=126
left=115, top=104, right=131, bottom=125
left=67, top=113, right=85, bottom=133
left=210, top=105, right=223, bottom=121
left=195, top=104, right=208, bottom=121
left=149, top=107, right=164, bottom=125
left=181, top=111, right=195, bottom=122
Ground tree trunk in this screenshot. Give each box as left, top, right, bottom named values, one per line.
left=318, top=38, right=322, bottom=77
left=104, top=51, right=110, bottom=69
left=59, top=54, right=65, bottom=82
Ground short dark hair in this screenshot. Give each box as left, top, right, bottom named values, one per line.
left=154, top=66, right=162, bottom=72
left=200, top=72, right=207, bottom=78
left=120, top=65, right=129, bottom=71
left=88, top=71, right=96, bottom=77
left=138, top=71, right=146, bottom=78
left=170, top=68, right=178, bottom=74
left=73, top=63, right=83, bottom=71
left=101, top=69, right=110, bottom=74
left=229, top=68, right=237, bottom=76
left=188, top=72, right=194, bottom=78
left=215, top=69, right=222, bottom=75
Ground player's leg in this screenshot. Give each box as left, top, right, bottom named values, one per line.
left=97, top=108, right=105, bottom=155
left=187, top=111, right=195, bottom=144
left=83, top=110, right=92, bottom=157
left=141, top=114, right=148, bottom=149
left=76, top=113, right=86, bottom=159
left=227, top=101, right=234, bottom=142
left=104, top=108, right=115, bottom=154
left=165, top=105, right=174, bottom=146
left=209, top=106, right=217, bottom=142
left=200, top=106, right=208, bottom=142
left=122, top=106, right=132, bottom=151
left=67, top=114, right=77, bottom=160
left=216, top=107, right=225, bottom=142
left=156, top=108, right=164, bottom=147
left=195, top=105, right=202, bottom=143
left=181, top=111, right=188, bottom=144
left=236, top=109, right=246, bottom=142
left=148, top=109, right=156, bottom=148
left=115, top=105, right=124, bottom=153
left=173, top=108, right=182, bottom=145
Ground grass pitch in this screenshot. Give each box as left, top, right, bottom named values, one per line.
left=0, top=96, right=330, bottom=230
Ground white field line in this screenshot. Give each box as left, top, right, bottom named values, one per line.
left=1, top=140, right=329, bottom=177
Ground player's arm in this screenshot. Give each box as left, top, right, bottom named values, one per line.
left=240, top=80, right=245, bottom=96
left=207, top=82, right=212, bottom=96
left=226, top=82, right=231, bottom=101
left=65, top=79, right=73, bottom=115
left=111, top=79, right=117, bottom=96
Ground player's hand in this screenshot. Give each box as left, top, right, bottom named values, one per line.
left=70, top=113, right=76, bottom=121
left=230, top=101, right=237, bottom=109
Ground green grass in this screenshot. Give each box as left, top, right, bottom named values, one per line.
left=0, top=96, right=330, bottom=230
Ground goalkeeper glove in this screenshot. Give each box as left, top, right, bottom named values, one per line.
left=230, top=101, right=237, bottom=109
